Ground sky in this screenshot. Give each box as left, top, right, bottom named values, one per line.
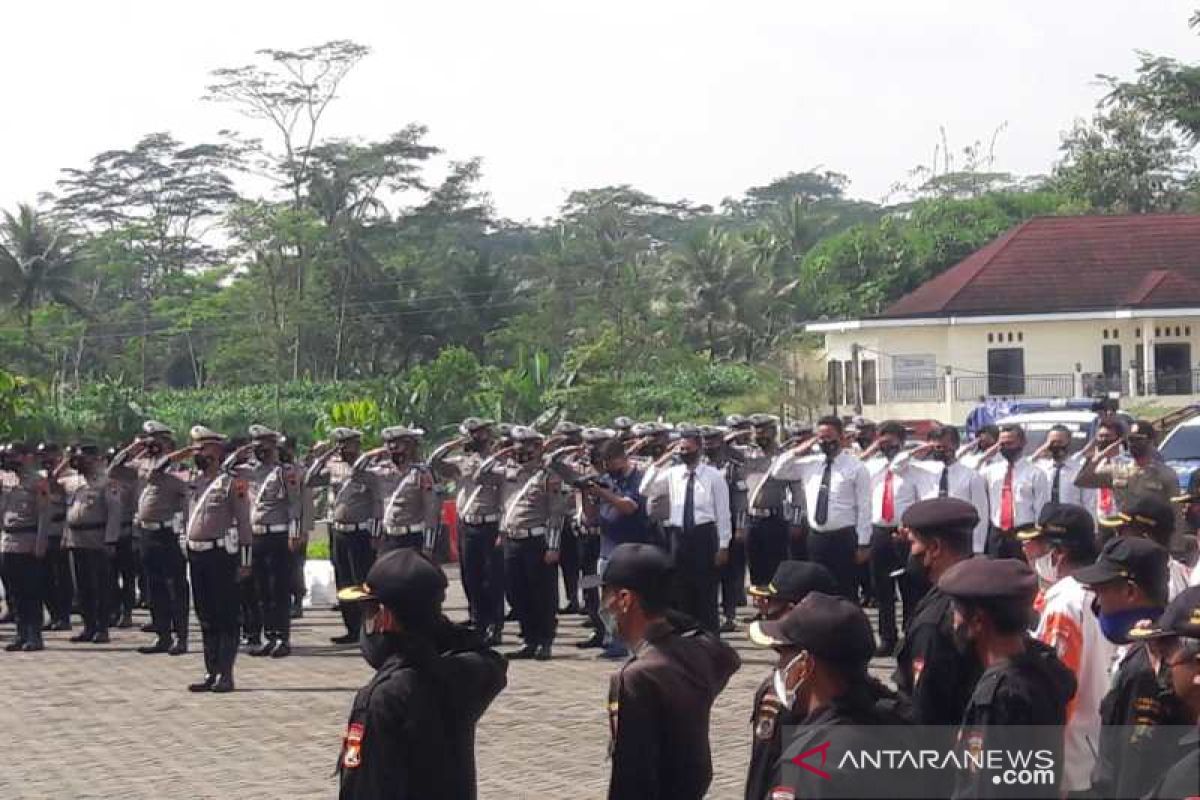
left=3, top=0, right=1198, bottom=222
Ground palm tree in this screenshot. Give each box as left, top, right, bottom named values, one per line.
left=0, top=204, right=86, bottom=337
left=668, top=227, right=754, bottom=360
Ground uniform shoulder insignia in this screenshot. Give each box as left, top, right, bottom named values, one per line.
left=233, top=478, right=248, bottom=497
left=341, top=722, right=364, bottom=769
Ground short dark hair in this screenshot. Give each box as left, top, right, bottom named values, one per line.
left=958, top=597, right=1032, bottom=635
left=1048, top=424, right=1071, bottom=437
left=978, top=424, right=999, bottom=439
left=913, top=524, right=972, bottom=555
left=817, top=415, right=844, bottom=433
left=878, top=421, right=907, bottom=440
left=928, top=425, right=961, bottom=447
left=999, top=424, right=1025, bottom=439
left=598, top=438, right=626, bottom=462
left=1098, top=418, right=1126, bottom=437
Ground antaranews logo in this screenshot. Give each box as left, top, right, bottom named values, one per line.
left=790, top=741, right=832, bottom=780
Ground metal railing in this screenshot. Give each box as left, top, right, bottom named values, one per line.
left=953, top=373, right=1075, bottom=402
left=879, top=377, right=945, bottom=402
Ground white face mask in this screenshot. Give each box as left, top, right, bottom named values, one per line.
left=772, top=651, right=807, bottom=709
left=1033, top=551, right=1058, bottom=585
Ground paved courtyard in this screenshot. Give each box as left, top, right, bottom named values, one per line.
left=0, top=568, right=894, bottom=799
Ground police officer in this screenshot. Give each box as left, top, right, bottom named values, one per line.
left=166, top=427, right=252, bottom=693
left=1134, top=586, right=1200, bottom=800
left=334, top=549, right=507, bottom=800
left=498, top=426, right=568, bottom=661
left=37, top=442, right=72, bottom=631
left=104, top=443, right=139, bottom=629
left=53, top=443, right=123, bottom=644
left=576, top=426, right=615, bottom=642
left=429, top=418, right=506, bottom=645
left=742, top=561, right=837, bottom=800
left=730, top=414, right=790, bottom=605
left=305, top=427, right=378, bottom=644
left=749, top=591, right=913, bottom=800
left=705, top=423, right=748, bottom=631
left=939, top=557, right=1077, bottom=799
left=364, top=427, right=439, bottom=556
left=0, top=442, right=49, bottom=651
left=228, top=425, right=303, bottom=658
left=110, top=422, right=193, bottom=655
left=612, top=416, right=635, bottom=444
left=550, top=420, right=586, bottom=615
left=600, top=542, right=740, bottom=800
left=1075, top=536, right=1187, bottom=798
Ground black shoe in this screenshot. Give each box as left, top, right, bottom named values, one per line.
left=558, top=604, right=582, bottom=615
left=117, top=611, right=134, bottom=629
left=140, top=622, right=156, bottom=633
left=506, top=645, right=538, bottom=660
left=485, top=627, right=503, bottom=647
left=874, top=641, right=896, bottom=657
left=249, top=639, right=275, bottom=657
left=581, top=618, right=596, bottom=629
left=51, top=619, right=72, bottom=631
left=168, top=640, right=189, bottom=656
left=211, top=674, right=235, bottom=693
left=504, top=609, right=518, bottom=622
left=4, top=640, right=27, bottom=652
left=188, top=674, right=216, bottom=693
left=243, top=635, right=261, bottom=648
left=138, top=638, right=172, bottom=655
left=42, top=622, right=54, bottom=632
left=575, top=634, right=605, bottom=649
left=22, top=640, right=44, bottom=652
left=289, top=604, right=303, bottom=620
left=534, top=644, right=552, bottom=661
left=270, top=641, right=291, bottom=659
left=92, top=631, right=111, bottom=644
left=330, top=633, right=358, bottom=645
left=0, top=612, right=15, bottom=624
left=69, top=630, right=96, bottom=643
left=719, top=617, right=737, bottom=634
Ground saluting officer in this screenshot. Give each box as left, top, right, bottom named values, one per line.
left=305, top=427, right=378, bottom=644
left=53, top=443, right=123, bottom=644
left=102, top=444, right=139, bottom=630
left=704, top=424, right=748, bottom=632
left=37, top=442, right=72, bottom=631
left=499, top=426, right=569, bottom=661
left=166, top=427, right=252, bottom=693
left=576, top=426, right=614, bottom=640
left=366, top=427, right=439, bottom=555
left=230, top=425, right=303, bottom=658
left=729, top=414, right=790, bottom=604
left=1, top=442, right=50, bottom=652
left=742, top=561, right=837, bottom=800
left=109, top=421, right=192, bottom=655
left=429, top=417, right=506, bottom=645
left=940, top=557, right=1077, bottom=799
left=550, top=420, right=586, bottom=615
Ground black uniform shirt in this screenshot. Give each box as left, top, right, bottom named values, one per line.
left=745, top=674, right=805, bottom=800
left=894, top=587, right=981, bottom=726
left=1144, top=729, right=1200, bottom=800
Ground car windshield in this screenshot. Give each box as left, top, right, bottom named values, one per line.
left=1160, top=425, right=1200, bottom=461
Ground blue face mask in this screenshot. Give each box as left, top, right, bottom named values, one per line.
left=1098, top=606, right=1163, bottom=645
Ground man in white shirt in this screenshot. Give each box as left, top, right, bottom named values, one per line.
left=769, top=415, right=871, bottom=601
left=1019, top=504, right=1112, bottom=796
left=981, top=424, right=1050, bottom=559
left=1032, top=425, right=1094, bottom=509
left=957, top=424, right=999, bottom=472
left=892, top=426, right=989, bottom=554
left=639, top=425, right=731, bottom=633
left=860, top=421, right=922, bottom=654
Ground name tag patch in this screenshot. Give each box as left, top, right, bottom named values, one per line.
left=342, top=722, right=364, bottom=769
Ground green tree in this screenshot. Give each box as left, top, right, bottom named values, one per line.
left=0, top=204, right=86, bottom=337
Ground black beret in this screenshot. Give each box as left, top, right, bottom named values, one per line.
left=747, top=560, right=838, bottom=604
left=749, top=592, right=874, bottom=665
left=937, top=557, right=1037, bottom=601
left=337, top=549, right=448, bottom=615
left=1130, top=585, right=1200, bottom=640
left=902, top=499, right=978, bottom=551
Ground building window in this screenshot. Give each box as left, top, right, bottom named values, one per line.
left=827, top=360, right=843, bottom=406
left=987, top=333, right=993, bottom=343
left=1114, top=329, right=1119, bottom=339
left=1136, top=328, right=1142, bottom=338
left=1017, top=332, right=1023, bottom=342
left=860, top=360, right=877, bottom=406
left=1103, top=329, right=1109, bottom=340
left=1187, top=326, right=1192, bottom=337
left=843, top=361, right=858, bottom=409
left=987, top=348, right=1025, bottom=396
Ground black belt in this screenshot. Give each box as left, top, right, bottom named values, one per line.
left=68, top=522, right=106, bottom=532
left=666, top=522, right=717, bottom=533
left=2, top=525, right=37, bottom=534
left=51, top=515, right=66, bottom=523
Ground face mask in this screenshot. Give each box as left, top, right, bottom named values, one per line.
left=952, top=618, right=974, bottom=657
left=880, top=443, right=901, bottom=459
left=755, top=435, right=774, bottom=449
left=253, top=445, right=270, bottom=461
left=1000, top=447, right=1022, bottom=463
left=680, top=451, right=700, bottom=467
left=1128, top=441, right=1150, bottom=458
left=1098, top=606, right=1164, bottom=645
left=772, top=651, right=807, bottom=709
left=819, top=440, right=839, bottom=457
left=645, top=444, right=666, bottom=459
left=194, top=454, right=212, bottom=470
left=146, top=441, right=163, bottom=455
left=1047, top=445, right=1067, bottom=459
left=1033, top=552, right=1059, bottom=585
left=599, top=596, right=621, bottom=641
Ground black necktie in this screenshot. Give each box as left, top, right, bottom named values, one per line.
left=939, top=465, right=950, bottom=498
left=683, top=471, right=696, bottom=531
left=1051, top=464, right=1062, bottom=504
left=814, top=458, right=833, bottom=525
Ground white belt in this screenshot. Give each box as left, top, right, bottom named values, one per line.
left=505, top=526, right=547, bottom=540
left=138, top=520, right=174, bottom=532
left=332, top=521, right=374, bottom=533
left=385, top=523, right=426, bottom=536
left=186, top=539, right=220, bottom=552
left=747, top=508, right=780, bottom=518
left=252, top=523, right=290, bottom=535
left=461, top=513, right=500, bottom=525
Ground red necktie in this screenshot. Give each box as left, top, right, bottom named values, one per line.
left=881, top=471, right=895, bottom=524
left=1000, top=464, right=1015, bottom=530
left=1099, top=486, right=1114, bottom=515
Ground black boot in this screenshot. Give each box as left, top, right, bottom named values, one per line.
left=22, top=623, right=44, bottom=652
left=168, top=635, right=189, bottom=656
left=212, top=633, right=237, bottom=693
left=138, top=635, right=172, bottom=654
left=188, top=635, right=218, bottom=692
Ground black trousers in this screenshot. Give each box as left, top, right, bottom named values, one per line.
left=987, top=525, right=1024, bottom=560
left=290, top=548, right=306, bottom=606
left=557, top=521, right=580, bottom=609
left=460, top=522, right=504, bottom=630
left=667, top=523, right=719, bottom=634
left=504, top=535, right=556, bottom=646
left=719, top=536, right=746, bottom=619
left=240, top=569, right=262, bottom=641
left=251, top=534, right=292, bottom=643
left=1, top=552, right=45, bottom=644
left=332, top=529, right=376, bottom=635
left=870, top=525, right=918, bottom=646
left=43, top=536, right=73, bottom=624
left=746, top=515, right=788, bottom=587
left=141, top=528, right=190, bottom=640
left=71, top=547, right=111, bottom=635
left=190, top=547, right=240, bottom=678
left=110, top=534, right=138, bottom=616
left=808, top=527, right=859, bottom=600
left=578, top=532, right=602, bottom=625
left=787, top=522, right=809, bottom=561
left=378, top=532, right=423, bottom=555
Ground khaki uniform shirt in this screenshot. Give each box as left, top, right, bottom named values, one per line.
left=42, top=472, right=66, bottom=539
left=1076, top=455, right=1179, bottom=509
left=61, top=473, right=123, bottom=549
left=111, top=454, right=189, bottom=526
left=186, top=470, right=253, bottom=548
left=431, top=450, right=504, bottom=521
left=500, top=459, right=567, bottom=549
left=305, top=454, right=378, bottom=528
left=373, top=460, right=439, bottom=534
left=234, top=460, right=302, bottom=537
left=0, top=469, right=49, bottom=555
left=730, top=443, right=786, bottom=515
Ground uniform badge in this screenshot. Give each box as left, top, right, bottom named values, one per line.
left=342, top=722, right=364, bottom=769
left=768, top=787, right=796, bottom=800
left=963, top=731, right=984, bottom=772
left=912, top=656, right=925, bottom=684
left=754, top=711, right=777, bottom=741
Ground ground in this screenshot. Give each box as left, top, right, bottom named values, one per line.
left=0, top=568, right=893, bottom=799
